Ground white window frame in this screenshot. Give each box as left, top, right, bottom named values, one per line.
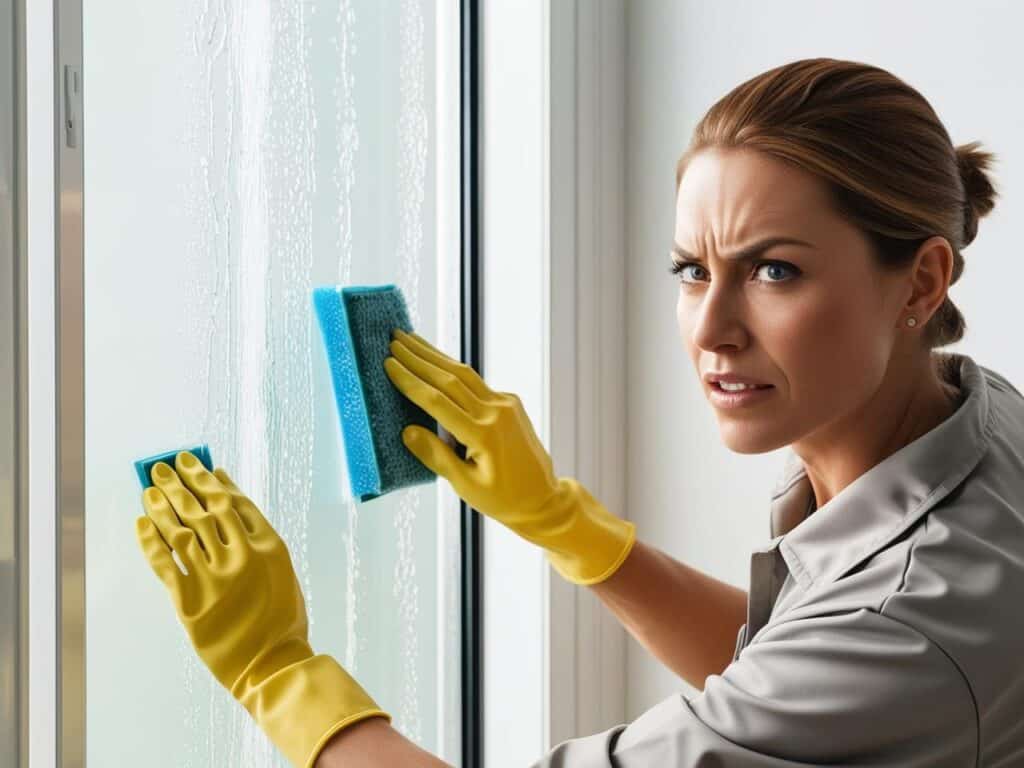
left=482, top=0, right=629, bottom=761
left=26, top=0, right=58, bottom=763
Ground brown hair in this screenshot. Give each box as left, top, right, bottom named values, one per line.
left=675, top=57, right=998, bottom=349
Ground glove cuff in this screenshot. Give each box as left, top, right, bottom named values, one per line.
left=239, top=653, right=391, bottom=768
left=542, top=477, right=637, bottom=585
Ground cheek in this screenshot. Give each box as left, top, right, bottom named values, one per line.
left=677, top=291, right=699, bottom=359
left=769, top=289, right=889, bottom=401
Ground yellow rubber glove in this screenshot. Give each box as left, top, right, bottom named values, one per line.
left=383, top=328, right=636, bottom=585
left=134, top=451, right=390, bottom=768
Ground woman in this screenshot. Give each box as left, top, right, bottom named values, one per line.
left=136, top=58, right=1023, bottom=766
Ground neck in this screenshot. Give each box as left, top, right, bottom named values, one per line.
left=795, top=352, right=961, bottom=511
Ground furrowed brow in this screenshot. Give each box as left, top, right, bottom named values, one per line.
left=671, top=236, right=814, bottom=263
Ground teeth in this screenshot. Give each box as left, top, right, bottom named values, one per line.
left=718, top=381, right=762, bottom=392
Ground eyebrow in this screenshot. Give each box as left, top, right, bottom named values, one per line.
left=671, top=236, right=815, bottom=263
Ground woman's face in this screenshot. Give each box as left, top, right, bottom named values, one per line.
left=674, top=148, right=911, bottom=454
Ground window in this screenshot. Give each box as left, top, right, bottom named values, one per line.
left=76, top=1, right=465, bottom=764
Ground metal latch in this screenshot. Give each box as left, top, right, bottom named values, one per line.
left=63, top=65, right=80, bottom=149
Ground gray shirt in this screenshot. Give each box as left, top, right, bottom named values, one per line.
left=533, top=352, right=1024, bottom=767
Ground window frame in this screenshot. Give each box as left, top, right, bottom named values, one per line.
left=38, top=0, right=481, bottom=764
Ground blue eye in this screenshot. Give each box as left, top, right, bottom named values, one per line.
left=752, top=262, right=799, bottom=283
left=668, top=261, right=705, bottom=282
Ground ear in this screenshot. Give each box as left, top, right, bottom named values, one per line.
left=903, top=235, right=954, bottom=325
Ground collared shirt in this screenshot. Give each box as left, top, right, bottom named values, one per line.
left=532, top=351, right=1024, bottom=767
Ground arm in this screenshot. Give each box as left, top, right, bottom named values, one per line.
left=589, top=538, right=747, bottom=690
left=385, top=331, right=746, bottom=688
left=313, top=542, right=744, bottom=766
left=315, top=717, right=452, bottom=768
left=314, top=540, right=745, bottom=765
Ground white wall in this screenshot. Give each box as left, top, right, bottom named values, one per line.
left=623, top=0, right=1024, bottom=718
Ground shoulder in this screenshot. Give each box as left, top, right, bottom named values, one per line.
left=706, top=609, right=976, bottom=762
left=880, top=447, right=1024, bottom=716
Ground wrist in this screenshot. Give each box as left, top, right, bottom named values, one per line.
left=542, top=478, right=637, bottom=585
left=238, top=653, right=391, bottom=768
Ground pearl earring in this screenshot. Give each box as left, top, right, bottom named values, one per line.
left=906, top=317, right=917, bottom=327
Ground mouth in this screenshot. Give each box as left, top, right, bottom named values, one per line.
left=710, top=381, right=773, bottom=392
left=708, top=381, right=775, bottom=407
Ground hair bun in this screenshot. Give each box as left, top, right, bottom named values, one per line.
left=956, top=140, right=998, bottom=247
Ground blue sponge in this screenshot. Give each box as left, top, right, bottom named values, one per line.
left=133, top=444, right=214, bottom=489
left=312, top=284, right=437, bottom=503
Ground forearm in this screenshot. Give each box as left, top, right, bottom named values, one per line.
left=590, top=538, right=747, bottom=690
left=315, top=716, right=452, bottom=768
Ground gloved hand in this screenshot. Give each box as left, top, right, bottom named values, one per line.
left=135, top=451, right=390, bottom=768
left=383, top=328, right=636, bottom=585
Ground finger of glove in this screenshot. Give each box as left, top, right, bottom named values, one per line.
left=389, top=338, right=486, bottom=419
left=141, top=485, right=205, bottom=574
left=401, top=425, right=467, bottom=490
left=203, top=489, right=249, bottom=549
left=135, top=514, right=186, bottom=594
left=173, top=451, right=245, bottom=547
left=393, top=329, right=496, bottom=402
left=211, top=467, right=273, bottom=539
left=384, top=356, right=477, bottom=448
left=150, top=460, right=224, bottom=555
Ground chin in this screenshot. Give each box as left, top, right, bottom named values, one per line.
left=716, top=420, right=790, bottom=454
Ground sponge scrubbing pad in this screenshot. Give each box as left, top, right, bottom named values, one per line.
left=313, top=284, right=437, bottom=502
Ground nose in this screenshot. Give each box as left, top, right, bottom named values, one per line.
left=684, top=284, right=748, bottom=353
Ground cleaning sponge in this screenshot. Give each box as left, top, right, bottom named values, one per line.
left=312, top=284, right=437, bottom=502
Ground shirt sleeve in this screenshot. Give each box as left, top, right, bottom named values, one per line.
left=529, top=609, right=977, bottom=767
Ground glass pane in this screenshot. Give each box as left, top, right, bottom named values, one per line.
left=83, top=1, right=459, bottom=765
